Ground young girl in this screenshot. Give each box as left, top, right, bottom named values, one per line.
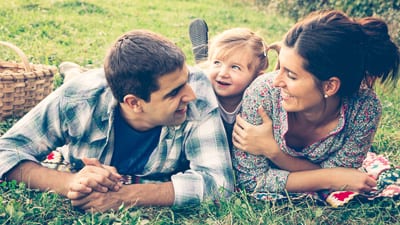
left=190, top=20, right=277, bottom=150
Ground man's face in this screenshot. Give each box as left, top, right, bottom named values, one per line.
left=141, top=65, right=196, bottom=127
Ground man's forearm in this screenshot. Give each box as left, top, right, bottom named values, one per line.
left=70, top=181, right=175, bottom=212
left=123, top=182, right=175, bottom=206
left=6, top=161, right=73, bottom=196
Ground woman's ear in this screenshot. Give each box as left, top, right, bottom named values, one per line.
left=323, top=77, right=341, bottom=97
left=123, top=94, right=143, bottom=112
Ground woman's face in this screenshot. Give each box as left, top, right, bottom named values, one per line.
left=273, top=46, right=324, bottom=113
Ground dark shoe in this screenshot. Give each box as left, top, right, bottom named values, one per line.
left=189, top=18, right=209, bottom=63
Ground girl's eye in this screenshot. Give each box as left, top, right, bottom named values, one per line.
left=213, top=60, right=221, bottom=66
left=232, top=65, right=241, bottom=71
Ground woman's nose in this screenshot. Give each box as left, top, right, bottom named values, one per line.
left=272, top=70, right=284, bottom=87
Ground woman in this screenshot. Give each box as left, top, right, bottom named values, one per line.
left=232, top=10, right=400, bottom=195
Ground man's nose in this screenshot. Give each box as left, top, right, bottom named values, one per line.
left=182, top=84, right=196, bottom=102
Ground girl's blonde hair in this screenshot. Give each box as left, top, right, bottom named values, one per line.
left=208, top=28, right=272, bottom=75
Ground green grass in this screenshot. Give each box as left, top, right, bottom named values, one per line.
left=0, top=0, right=399, bottom=224
left=0, top=0, right=290, bottom=68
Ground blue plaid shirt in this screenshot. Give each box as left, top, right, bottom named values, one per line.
left=0, top=67, right=234, bottom=206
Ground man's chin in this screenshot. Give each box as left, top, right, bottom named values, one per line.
left=170, top=114, right=187, bottom=126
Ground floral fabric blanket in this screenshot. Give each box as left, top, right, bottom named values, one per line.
left=252, top=152, right=400, bottom=207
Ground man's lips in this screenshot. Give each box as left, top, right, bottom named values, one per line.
left=175, top=106, right=187, bottom=114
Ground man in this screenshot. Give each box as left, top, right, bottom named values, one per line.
left=0, top=30, right=234, bottom=212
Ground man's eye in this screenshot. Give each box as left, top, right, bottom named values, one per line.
left=169, top=89, right=179, bottom=97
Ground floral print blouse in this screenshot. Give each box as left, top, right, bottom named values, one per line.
left=232, top=71, right=382, bottom=193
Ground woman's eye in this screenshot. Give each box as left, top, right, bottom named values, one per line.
left=287, top=71, right=296, bottom=80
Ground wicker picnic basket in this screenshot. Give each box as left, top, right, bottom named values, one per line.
left=0, top=41, right=56, bottom=120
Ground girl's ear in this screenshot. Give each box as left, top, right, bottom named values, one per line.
left=323, top=77, right=341, bottom=97
left=123, top=94, right=143, bottom=112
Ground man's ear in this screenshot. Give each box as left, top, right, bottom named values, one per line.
left=123, top=94, right=143, bottom=112
left=323, top=77, right=341, bottom=97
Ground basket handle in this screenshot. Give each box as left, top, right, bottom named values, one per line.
left=0, top=41, right=32, bottom=72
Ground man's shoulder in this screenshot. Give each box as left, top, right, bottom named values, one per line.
left=187, top=66, right=219, bottom=119
left=61, top=68, right=109, bottom=98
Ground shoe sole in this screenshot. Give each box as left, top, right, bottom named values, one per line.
left=189, top=18, right=209, bottom=62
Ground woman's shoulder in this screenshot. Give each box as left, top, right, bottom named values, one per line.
left=252, top=70, right=278, bottom=86
left=350, top=88, right=381, bottom=109
left=244, top=70, right=279, bottom=97
left=344, top=88, right=382, bottom=122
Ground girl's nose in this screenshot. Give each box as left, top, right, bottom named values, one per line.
left=217, top=65, right=230, bottom=78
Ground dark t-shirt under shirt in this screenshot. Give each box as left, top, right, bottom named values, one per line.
left=111, top=107, right=161, bottom=175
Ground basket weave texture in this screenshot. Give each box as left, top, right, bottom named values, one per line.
left=0, top=41, right=56, bottom=120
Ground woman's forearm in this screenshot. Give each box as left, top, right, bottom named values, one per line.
left=285, top=167, right=376, bottom=193
left=268, top=150, right=321, bottom=172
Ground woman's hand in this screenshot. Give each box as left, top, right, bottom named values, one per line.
left=67, top=158, right=122, bottom=200
left=326, top=167, right=377, bottom=192
left=233, top=107, right=279, bottom=158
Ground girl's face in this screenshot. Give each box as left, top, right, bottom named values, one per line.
left=273, top=46, right=324, bottom=113
left=207, top=47, right=259, bottom=102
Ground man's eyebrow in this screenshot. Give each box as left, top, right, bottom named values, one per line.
left=164, top=71, right=190, bottom=98
left=166, top=83, right=185, bottom=97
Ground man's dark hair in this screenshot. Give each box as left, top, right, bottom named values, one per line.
left=104, top=30, right=186, bottom=102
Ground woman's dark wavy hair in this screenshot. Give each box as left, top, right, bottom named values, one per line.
left=104, top=30, right=185, bottom=102
left=283, top=10, right=400, bottom=97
